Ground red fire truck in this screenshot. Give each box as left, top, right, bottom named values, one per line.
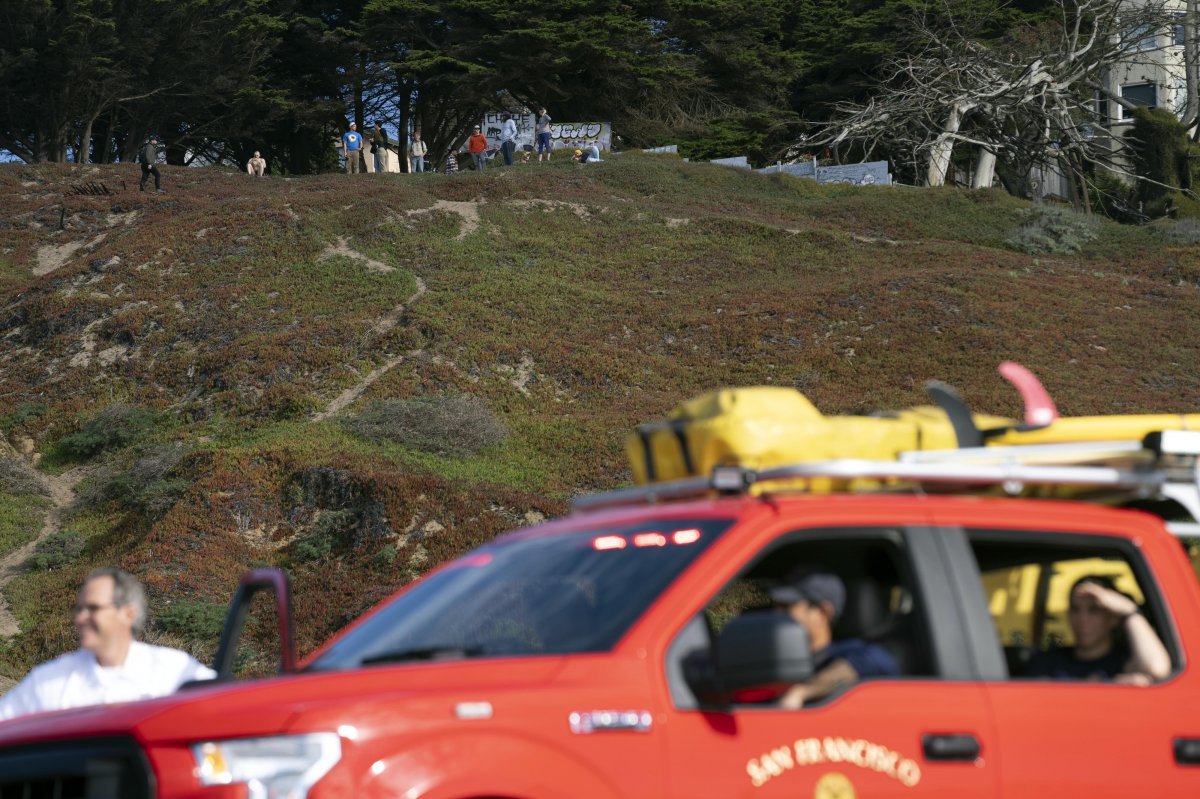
left=2, top=391, right=1200, bottom=797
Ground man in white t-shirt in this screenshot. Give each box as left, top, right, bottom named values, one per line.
left=0, top=568, right=216, bottom=721
left=500, top=113, right=518, bottom=166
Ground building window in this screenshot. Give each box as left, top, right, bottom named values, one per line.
left=1122, top=23, right=1159, bottom=51
left=1172, top=14, right=1186, bottom=47
left=1119, top=82, right=1157, bottom=120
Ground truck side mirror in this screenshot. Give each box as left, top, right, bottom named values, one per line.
left=688, top=610, right=814, bottom=703
left=211, top=567, right=297, bottom=680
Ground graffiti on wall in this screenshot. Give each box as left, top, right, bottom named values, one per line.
left=475, top=114, right=612, bottom=153
left=546, top=122, right=610, bottom=152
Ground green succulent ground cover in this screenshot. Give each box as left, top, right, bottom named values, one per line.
left=1, top=155, right=1199, bottom=678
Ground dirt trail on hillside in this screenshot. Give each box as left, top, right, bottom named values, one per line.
left=313, top=273, right=428, bottom=422
left=406, top=200, right=481, bottom=240
left=0, top=467, right=87, bottom=639
left=319, top=238, right=395, bottom=272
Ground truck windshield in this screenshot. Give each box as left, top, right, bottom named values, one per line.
left=307, top=517, right=730, bottom=670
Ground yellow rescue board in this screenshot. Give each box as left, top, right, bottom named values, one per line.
left=626, top=386, right=1200, bottom=486
left=991, top=415, right=1200, bottom=446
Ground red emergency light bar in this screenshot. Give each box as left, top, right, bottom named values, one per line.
left=592, top=529, right=702, bottom=551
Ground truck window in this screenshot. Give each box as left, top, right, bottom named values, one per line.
left=980, top=557, right=1143, bottom=649
left=968, top=532, right=1177, bottom=681
left=685, top=530, right=933, bottom=708
left=306, top=517, right=731, bottom=671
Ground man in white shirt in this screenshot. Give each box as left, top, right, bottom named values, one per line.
left=500, top=113, right=518, bottom=166
left=0, top=568, right=216, bottom=721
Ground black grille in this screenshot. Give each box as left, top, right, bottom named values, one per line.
left=0, top=737, right=154, bottom=799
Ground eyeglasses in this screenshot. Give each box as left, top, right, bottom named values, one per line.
left=74, top=603, right=116, bottom=615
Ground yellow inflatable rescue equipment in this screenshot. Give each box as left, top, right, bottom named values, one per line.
left=626, top=362, right=1200, bottom=486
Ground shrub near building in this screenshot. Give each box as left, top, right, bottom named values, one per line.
left=1129, top=108, right=1195, bottom=219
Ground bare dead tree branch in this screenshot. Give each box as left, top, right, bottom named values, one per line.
left=795, top=0, right=1184, bottom=195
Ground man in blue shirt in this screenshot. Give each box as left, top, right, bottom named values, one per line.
left=342, top=122, right=363, bottom=174
left=769, top=569, right=899, bottom=709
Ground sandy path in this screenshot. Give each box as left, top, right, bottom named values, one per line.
left=319, top=237, right=395, bottom=272
left=406, top=200, right=482, bottom=241
left=0, top=467, right=87, bottom=638
left=312, top=273, right=428, bottom=422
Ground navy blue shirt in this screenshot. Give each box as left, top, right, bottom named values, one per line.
left=1027, top=643, right=1129, bottom=680
left=819, top=638, right=900, bottom=678
left=730, top=637, right=899, bottom=704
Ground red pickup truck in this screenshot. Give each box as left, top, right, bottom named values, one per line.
left=2, top=444, right=1200, bottom=797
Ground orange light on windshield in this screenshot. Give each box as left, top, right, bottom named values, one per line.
left=593, top=535, right=627, bottom=550
left=672, top=528, right=702, bottom=545
left=633, top=532, right=668, bottom=548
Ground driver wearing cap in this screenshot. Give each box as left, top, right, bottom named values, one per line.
left=770, top=569, right=899, bottom=709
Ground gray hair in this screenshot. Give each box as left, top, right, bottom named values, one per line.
left=85, top=567, right=147, bottom=636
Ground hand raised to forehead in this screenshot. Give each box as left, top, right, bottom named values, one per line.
left=1075, top=581, right=1137, bottom=617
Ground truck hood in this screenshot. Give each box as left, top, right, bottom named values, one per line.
left=0, top=657, right=567, bottom=747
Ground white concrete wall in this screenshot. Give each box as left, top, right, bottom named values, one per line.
left=362, top=144, right=402, bottom=174
left=333, top=141, right=404, bottom=173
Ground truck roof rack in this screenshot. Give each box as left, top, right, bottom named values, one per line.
left=572, top=434, right=1200, bottom=535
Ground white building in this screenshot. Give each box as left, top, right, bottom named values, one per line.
left=1098, top=3, right=1193, bottom=131
left=1032, top=2, right=1195, bottom=198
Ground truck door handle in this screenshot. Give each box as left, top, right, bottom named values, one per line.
left=922, top=734, right=981, bottom=762
left=1175, top=738, right=1200, bottom=765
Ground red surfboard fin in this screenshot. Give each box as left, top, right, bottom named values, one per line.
left=998, top=361, right=1058, bottom=428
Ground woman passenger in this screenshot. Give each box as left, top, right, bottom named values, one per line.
left=1027, top=575, right=1171, bottom=683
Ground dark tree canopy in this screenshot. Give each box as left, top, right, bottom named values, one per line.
left=2, top=0, right=1193, bottom=195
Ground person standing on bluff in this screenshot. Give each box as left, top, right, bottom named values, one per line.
left=500, top=114, right=518, bottom=166
left=535, top=107, right=552, bottom=162
left=139, top=136, right=164, bottom=192
left=467, top=125, right=489, bottom=171
left=342, top=122, right=363, bottom=174
left=410, top=130, right=428, bottom=173
left=370, top=122, right=389, bottom=173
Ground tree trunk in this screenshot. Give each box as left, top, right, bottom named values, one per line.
left=94, top=113, right=112, bottom=163
left=1078, top=156, right=1092, bottom=215
left=354, top=52, right=366, bottom=132
left=397, top=72, right=412, bottom=173
left=971, top=147, right=996, bottom=188
left=44, top=120, right=70, bottom=162
left=76, top=111, right=102, bottom=164
left=1184, top=0, right=1199, bottom=135
left=122, top=125, right=144, bottom=163
left=1059, top=152, right=1091, bottom=214
left=926, top=104, right=966, bottom=187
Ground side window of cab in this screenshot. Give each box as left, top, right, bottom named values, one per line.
left=968, top=531, right=1178, bottom=682
left=669, top=529, right=936, bottom=710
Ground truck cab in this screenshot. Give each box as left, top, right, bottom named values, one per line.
left=2, top=445, right=1200, bottom=797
